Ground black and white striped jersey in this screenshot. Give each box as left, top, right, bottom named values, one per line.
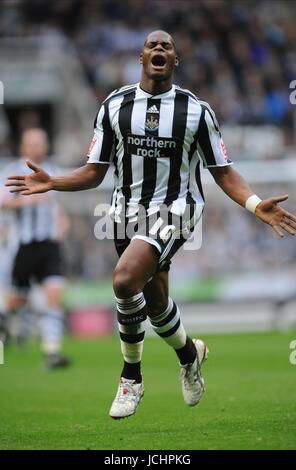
left=87, top=83, right=233, bottom=221
left=1, top=158, right=60, bottom=245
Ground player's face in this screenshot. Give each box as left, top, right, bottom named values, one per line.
left=140, top=32, right=178, bottom=82
left=20, top=129, right=49, bottom=162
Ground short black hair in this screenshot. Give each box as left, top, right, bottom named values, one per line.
left=144, top=30, right=176, bottom=51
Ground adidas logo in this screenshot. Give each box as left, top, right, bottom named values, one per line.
left=147, top=105, right=159, bottom=114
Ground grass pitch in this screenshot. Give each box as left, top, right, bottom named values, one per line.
left=1, top=330, right=296, bottom=450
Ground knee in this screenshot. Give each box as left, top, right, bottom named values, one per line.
left=6, top=294, right=26, bottom=312
left=113, top=265, right=140, bottom=298
left=43, top=286, right=64, bottom=308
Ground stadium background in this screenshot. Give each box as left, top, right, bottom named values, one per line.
left=0, top=0, right=296, bottom=450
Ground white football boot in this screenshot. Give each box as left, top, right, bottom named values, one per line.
left=180, top=338, right=209, bottom=406
left=109, top=377, right=144, bottom=419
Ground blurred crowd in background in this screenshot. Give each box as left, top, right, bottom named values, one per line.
left=1, top=0, right=296, bottom=133
left=0, top=0, right=295, bottom=288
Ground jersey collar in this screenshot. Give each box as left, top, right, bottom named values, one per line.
left=137, top=83, right=175, bottom=99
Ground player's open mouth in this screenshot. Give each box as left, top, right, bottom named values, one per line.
left=151, top=55, right=166, bottom=68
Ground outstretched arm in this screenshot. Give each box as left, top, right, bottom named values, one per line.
left=6, top=98, right=115, bottom=195
left=195, top=102, right=296, bottom=238
left=209, top=165, right=296, bottom=238
left=5, top=161, right=109, bottom=195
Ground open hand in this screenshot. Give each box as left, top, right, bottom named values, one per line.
left=255, top=195, right=296, bottom=238
left=5, top=160, right=53, bottom=195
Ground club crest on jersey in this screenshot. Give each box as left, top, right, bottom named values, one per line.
left=145, top=105, right=159, bottom=131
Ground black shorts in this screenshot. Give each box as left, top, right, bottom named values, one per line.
left=113, top=207, right=198, bottom=273
left=11, top=240, right=63, bottom=292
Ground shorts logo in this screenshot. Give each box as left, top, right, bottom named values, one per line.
left=145, top=104, right=159, bottom=131
left=126, top=133, right=179, bottom=158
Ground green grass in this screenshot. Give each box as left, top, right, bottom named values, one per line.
left=1, top=330, right=296, bottom=450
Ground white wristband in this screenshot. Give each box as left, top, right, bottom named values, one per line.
left=245, top=195, right=262, bottom=214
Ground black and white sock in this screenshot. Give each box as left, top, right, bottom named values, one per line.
left=116, top=292, right=147, bottom=383
left=39, top=307, right=64, bottom=355
left=17, top=305, right=32, bottom=340
left=149, top=297, right=196, bottom=365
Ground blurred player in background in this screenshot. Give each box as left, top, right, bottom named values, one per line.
left=0, top=189, right=17, bottom=344
left=5, top=31, right=296, bottom=416
left=1, top=128, right=71, bottom=369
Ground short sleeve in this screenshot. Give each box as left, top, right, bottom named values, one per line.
left=87, top=103, right=114, bottom=164
left=196, top=103, right=233, bottom=168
